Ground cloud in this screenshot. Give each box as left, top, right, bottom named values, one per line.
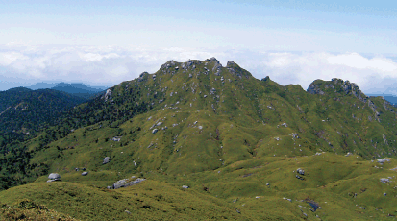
left=260, top=52, right=397, bottom=94
left=0, top=45, right=397, bottom=95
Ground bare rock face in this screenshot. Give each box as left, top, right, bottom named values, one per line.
left=211, top=58, right=223, bottom=75
left=137, top=72, right=149, bottom=82
left=226, top=61, right=236, bottom=67
left=103, top=89, right=112, bottom=101
left=261, top=76, right=270, bottom=82
left=307, top=82, right=325, bottom=95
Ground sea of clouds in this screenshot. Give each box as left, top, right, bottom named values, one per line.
left=1, top=44, right=397, bottom=95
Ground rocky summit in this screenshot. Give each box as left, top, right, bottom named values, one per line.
left=1, top=58, right=397, bottom=220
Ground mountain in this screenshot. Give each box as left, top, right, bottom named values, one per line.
left=27, top=82, right=58, bottom=90
left=0, top=87, right=87, bottom=145
left=367, top=94, right=397, bottom=106
left=27, top=82, right=109, bottom=99
left=1, top=58, right=397, bottom=220
left=51, top=83, right=107, bottom=99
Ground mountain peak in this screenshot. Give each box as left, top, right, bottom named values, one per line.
left=307, top=78, right=369, bottom=106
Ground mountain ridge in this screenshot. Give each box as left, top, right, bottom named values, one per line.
left=1, top=58, right=397, bottom=220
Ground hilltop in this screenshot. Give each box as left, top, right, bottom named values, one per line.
left=1, top=58, right=397, bottom=220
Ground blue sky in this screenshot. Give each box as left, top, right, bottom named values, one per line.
left=1, top=0, right=397, bottom=94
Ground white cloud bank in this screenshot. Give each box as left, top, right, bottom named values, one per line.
left=0, top=45, right=397, bottom=95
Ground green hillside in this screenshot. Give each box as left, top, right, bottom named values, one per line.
left=0, top=87, right=86, bottom=144
left=51, top=83, right=107, bottom=99
left=1, top=58, right=397, bottom=220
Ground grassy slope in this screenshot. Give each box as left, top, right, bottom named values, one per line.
left=2, top=154, right=397, bottom=220
left=2, top=58, right=397, bottom=220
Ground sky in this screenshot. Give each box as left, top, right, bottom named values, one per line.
left=1, top=0, right=397, bottom=94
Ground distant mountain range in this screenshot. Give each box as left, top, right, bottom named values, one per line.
left=27, top=82, right=109, bottom=99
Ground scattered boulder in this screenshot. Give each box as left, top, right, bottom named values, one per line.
left=112, top=136, right=121, bottom=141
left=380, top=178, right=390, bottom=183
left=82, top=172, right=88, bottom=176
left=297, top=168, right=305, bottom=175
left=378, top=158, right=390, bottom=164
left=110, top=177, right=146, bottom=189
left=103, top=157, right=110, bottom=164
left=48, top=173, right=61, bottom=180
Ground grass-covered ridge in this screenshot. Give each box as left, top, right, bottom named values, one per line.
left=2, top=57, right=397, bottom=219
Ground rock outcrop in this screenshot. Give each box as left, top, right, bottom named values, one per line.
left=108, top=177, right=146, bottom=189
left=137, top=72, right=149, bottom=82
left=103, top=89, right=112, bottom=102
